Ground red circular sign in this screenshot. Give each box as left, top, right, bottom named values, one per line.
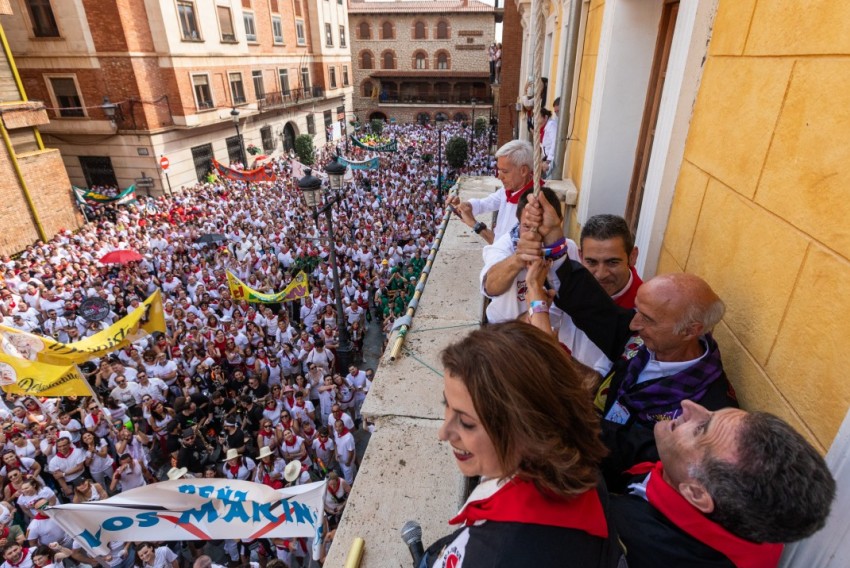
left=160, top=156, right=170, bottom=171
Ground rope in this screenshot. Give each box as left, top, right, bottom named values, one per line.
left=531, top=0, right=546, bottom=197
left=402, top=346, right=443, bottom=377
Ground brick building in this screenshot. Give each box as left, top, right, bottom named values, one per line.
left=348, top=0, right=495, bottom=125
left=0, top=0, right=354, bottom=195
left=0, top=0, right=81, bottom=255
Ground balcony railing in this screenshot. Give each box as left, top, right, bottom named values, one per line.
left=378, top=94, right=493, bottom=106
left=257, top=86, right=325, bottom=112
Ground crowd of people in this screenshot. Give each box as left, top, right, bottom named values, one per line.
left=0, top=120, right=493, bottom=568
left=433, top=138, right=837, bottom=567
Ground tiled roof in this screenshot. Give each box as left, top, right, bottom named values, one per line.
left=348, top=0, right=495, bottom=14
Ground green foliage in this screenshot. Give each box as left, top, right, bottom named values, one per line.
left=370, top=119, right=384, bottom=135
left=474, top=117, right=488, bottom=137
left=292, top=255, right=321, bottom=275
left=294, top=134, right=315, bottom=165
left=445, top=136, right=469, bottom=169
left=421, top=153, right=433, bottom=164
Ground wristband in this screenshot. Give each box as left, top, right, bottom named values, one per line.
left=473, top=221, right=487, bottom=234
left=543, top=237, right=568, bottom=260
left=528, top=300, right=549, bottom=317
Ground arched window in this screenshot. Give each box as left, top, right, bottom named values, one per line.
left=361, top=51, right=373, bottom=69
left=413, top=21, right=426, bottom=40
left=382, top=51, right=395, bottom=69
left=362, top=80, right=373, bottom=98
left=436, top=51, right=449, bottom=70
left=358, top=22, right=371, bottom=40
left=414, top=51, right=427, bottom=70
left=417, top=112, right=431, bottom=125
left=436, top=21, right=449, bottom=40
left=381, top=21, right=394, bottom=40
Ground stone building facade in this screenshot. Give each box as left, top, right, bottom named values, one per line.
left=0, top=0, right=80, bottom=255
left=348, top=0, right=495, bottom=125
left=1, top=0, right=354, bottom=194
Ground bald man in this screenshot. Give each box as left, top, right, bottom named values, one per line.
left=520, top=195, right=738, bottom=489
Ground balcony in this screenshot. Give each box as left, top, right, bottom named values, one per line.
left=378, top=94, right=493, bottom=106
left=257, top=86, right=325, bottom=112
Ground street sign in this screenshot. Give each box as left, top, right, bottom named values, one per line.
left=135, top=176, right=154, bottom=189
left=160, top=156, right=170, bottom=170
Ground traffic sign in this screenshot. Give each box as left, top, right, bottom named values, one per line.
left=160, top=156, right=170, bottom=170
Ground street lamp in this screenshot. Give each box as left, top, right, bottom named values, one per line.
left=436, top=112, right=446, bottom=206
left=297, top=159, right=353, bottom=371
left=230, top=107, right=246, bottom=166
left=101, top=96, right=119, bottom=128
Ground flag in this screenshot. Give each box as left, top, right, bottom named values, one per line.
left=0, top=290, right=165, bottom=366
left=227, top=272, right=309, bottom=304
left=0, top=350, right=91, bottom=396
left=46, top=479, right=326, bottom=556
left=212, top=159, right=277, bottom=182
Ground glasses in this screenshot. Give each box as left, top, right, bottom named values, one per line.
left=281, top=414, right=290, bottom=418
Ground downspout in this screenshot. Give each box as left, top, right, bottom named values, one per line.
left=0, top=22, right=44, bottom=151
left=551, top=0, right=584, bottom=179
left=0, top=22, right=47, bottom=241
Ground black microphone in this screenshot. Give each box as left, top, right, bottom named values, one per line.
left=400, top=520, right=425, bottom=567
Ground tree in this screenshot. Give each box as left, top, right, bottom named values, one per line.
left=445, top=136, right=469, bottom=169
left=294, top=134, right=315, bottom=165
left=370, top=119, right=384, bottom=135
left=474, top=117, right=488, bottom=137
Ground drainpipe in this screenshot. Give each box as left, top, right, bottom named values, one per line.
left=0, top=23, right=44, bottom=151
left=551, top=0, right=584, bottom=179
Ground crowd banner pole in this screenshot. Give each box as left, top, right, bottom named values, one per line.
left=343, top=537, right=365, bottom=568
left=387, top=187, right=457, bottom=362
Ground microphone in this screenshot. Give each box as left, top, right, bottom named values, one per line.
left=400, top=520, right=425, bottom=567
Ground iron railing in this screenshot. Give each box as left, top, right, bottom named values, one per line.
left=257, top=86, right=326, bottom=112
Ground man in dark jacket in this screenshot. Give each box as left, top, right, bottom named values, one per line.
left=519, top=195, right=737, bottom=488
left=610, top=399, right=834, bottom=567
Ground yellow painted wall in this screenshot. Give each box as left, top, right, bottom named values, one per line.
left=657, top=0, right=850, bottom=453
left=564, top=0, right=604, bottom=236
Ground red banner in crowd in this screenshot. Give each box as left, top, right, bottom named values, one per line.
left=212, top=159, right=277, bottom=182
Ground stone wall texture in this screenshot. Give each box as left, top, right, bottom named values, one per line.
left=653, top=0, right=850, bottom=452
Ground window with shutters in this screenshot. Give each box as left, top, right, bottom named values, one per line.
left=177, top=1, right=201, bottom=40
left=48, top=77, right=84, bottom=117
left=192, top=74, right=214, bottom=109
left=229, top=72, right=246, bottom=104
left=272, top=16, right=284, bottom=44
left=253, top=70, right=265, bottom=100
left=25, top=0, right=59, bottom=37
left=217, top=6, right=236, bottom=42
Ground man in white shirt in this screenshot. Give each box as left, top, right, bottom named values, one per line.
left=333, top=419, right=357, bottom=485
left=48, top=437, right=86, bottom=495
left=447, top=139, right=534, bottom=245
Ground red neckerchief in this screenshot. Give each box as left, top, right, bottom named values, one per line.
left=228, top=463, right=241, bottom=476
left=0, top=525, right=8, bottom=539
left=449, top=477, right=607, bottom=538
left=336, top=427, right=350, bottom=437
left=259, top=428, right=273, bottom=438
left=7, top=548, right=28, bottom=567
left=296, top=400, right=305, bottom=408
left=56, top=448, right=72, bottom=459
left=318, top=437, right=329, bottom=451
left=285, top=395, right=295, bottom=407
left=505, top=179, right=533, bottom=205
left=281, top=419, right=293, bottom=430
left=626, top=462, right=783, bottom=568
left=328, top=479, right=340, bottom=494
left=90, top=412, right=99, bottom=425
left=284, top=437, right=296, bottom=448
left=302, top=426, right=314, bottom=437
left=33, top=513, right=49, bottom=520
left=612, top=266, right=643, bottom=310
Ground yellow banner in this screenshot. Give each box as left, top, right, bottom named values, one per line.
left=0, top=351, right=91, bottom=396
left=0, top=290, right=165, bottom=366
left=227, top=271, right=309, bottom=303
